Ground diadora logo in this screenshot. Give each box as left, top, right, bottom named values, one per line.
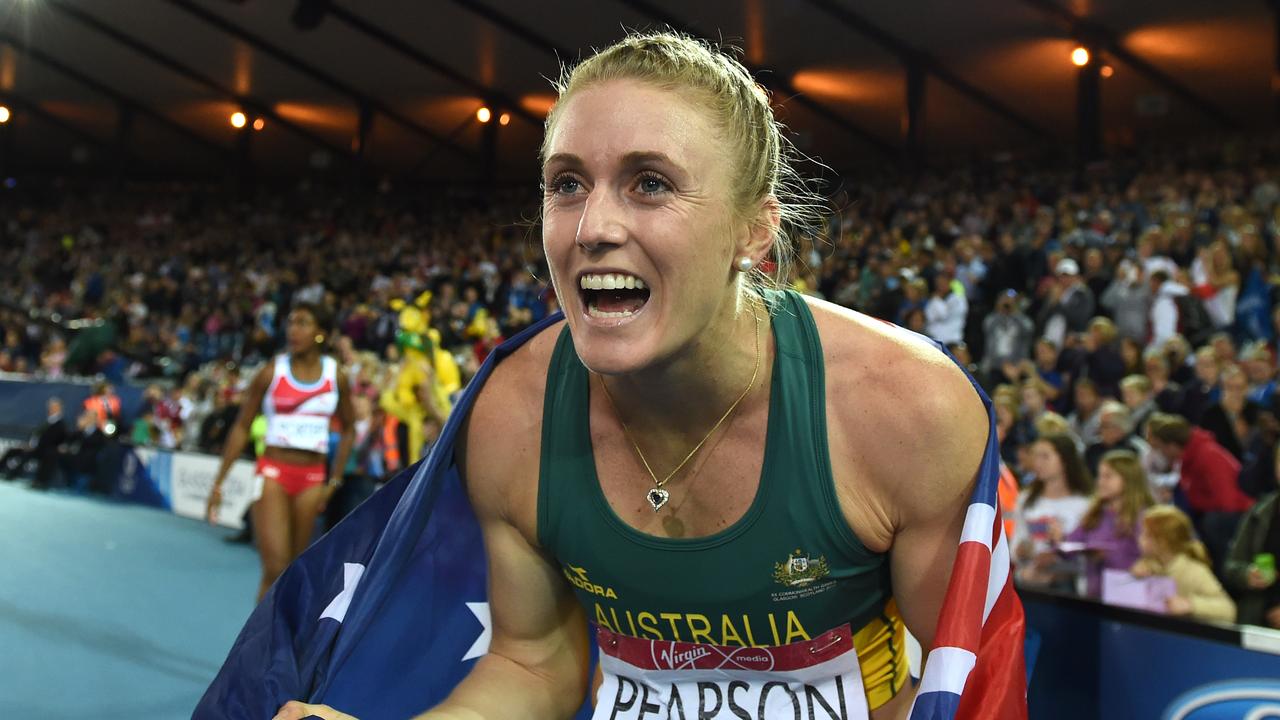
left=1163, top=679, right=1280, bottom=719
left=562, top=565, right=618, bottom=599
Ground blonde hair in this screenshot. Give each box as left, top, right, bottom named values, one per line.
left=1147, top=412, right=1192, bottom=446
left=542, top=31, right=825, bottom=289
left=1120, top=374, right=1152, bottom=395
left=1035, top=411, right=1071, bottom=438
left=1142, top=505, right=1211, bottom=567
left=1088, top=317, right=1118, bottom=345
left=1082, top=450, right=1153, bottom=535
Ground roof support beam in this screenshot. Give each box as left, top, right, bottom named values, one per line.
left=611, top=0, right=896, bottom=156
left=801, top=0, right=1051, bottom=140
left=0, top=92, right=117, bottom=165
left=47, top=0, right=359, bottom=164
left=1021, top=0, right=1241, bottom=129
left=0, top=30, right=228, bottom=159
left=324, top=3, right=543, bottom=129
left=164, top=0, right=475, bottom=162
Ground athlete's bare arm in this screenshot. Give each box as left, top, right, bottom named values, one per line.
left=207, top=364, right=274, bottom=522
left=328, top=370, right=356, bottom=487
left=812, top=299, right=988, bottom=720
left=414, top=322, right=591, bottom=719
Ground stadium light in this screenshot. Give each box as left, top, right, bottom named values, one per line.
left=476, top=106, right=492, bottom=123
left=230, top=111, right=247, bottom=129
left=1100, top=65, right=1114, bottom=78
left=1071, top=47, right=1090, bottom=67
left=498, top=112, right=510, bottom=126
left=0, top=106, right=9, bottom=124
left=252, top=117, right=265, bottom=131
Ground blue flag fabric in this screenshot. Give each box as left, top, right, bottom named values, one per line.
left=1235, top=267, right=1274, bottom=344
left=195, top=313, right=583, bottom=720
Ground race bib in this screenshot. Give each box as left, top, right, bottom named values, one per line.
left=593, top=624, right=869, bottom=720
left=266, top=414, right=330, bottom=454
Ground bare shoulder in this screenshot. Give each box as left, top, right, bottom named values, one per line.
left=461, top=320, right=564, bottom=534
left=804, top=297, right=988, bottom=522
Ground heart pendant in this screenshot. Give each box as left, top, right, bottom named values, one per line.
left=646, top=488, right=670, bottom=512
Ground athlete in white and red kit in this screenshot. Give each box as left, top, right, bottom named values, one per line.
left=208, top=303, right=355, bottom=600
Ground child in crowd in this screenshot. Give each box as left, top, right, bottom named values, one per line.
left=1063, top=450, right=1154, bottom=597
left=1013, top=434, right=1093, bottom=590
left=1131, top=506, right=1237, bottom=622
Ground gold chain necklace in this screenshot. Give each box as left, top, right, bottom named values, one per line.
left=597, top=306, right=762, bottom=512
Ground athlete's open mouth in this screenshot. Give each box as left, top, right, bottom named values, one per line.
left=579, top=272, right=651, bottom=320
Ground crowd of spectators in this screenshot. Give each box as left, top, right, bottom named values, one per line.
left=4, top=133, right=1280, bottom=631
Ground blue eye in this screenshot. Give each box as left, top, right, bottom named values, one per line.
left=636, top=173, right=671, bottom=195
left=547, top=174, right=582, bottom=196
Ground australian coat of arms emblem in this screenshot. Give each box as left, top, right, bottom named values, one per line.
left=773, top=549, right=830, bottom=587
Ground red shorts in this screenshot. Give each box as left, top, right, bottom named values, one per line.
left=256, top=457, right=326, bottom=497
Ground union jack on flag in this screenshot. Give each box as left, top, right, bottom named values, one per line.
left=907, top=335, right=1028, bottom=720
left=197, top=315, right=1027, bottom=720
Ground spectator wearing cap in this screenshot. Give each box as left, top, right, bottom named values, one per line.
left=983, top=289, right=1034, bottom=388
left=924, top=271, right=967, bottom=346
left=1038, top=257, right=1095, bottom=350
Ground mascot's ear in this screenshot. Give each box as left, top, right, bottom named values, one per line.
left=389, top=299, right=407, bottom=311
left=414, top=290, right=433, bottom=309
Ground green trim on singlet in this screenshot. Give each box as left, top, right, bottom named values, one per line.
left=537, top=290, right=892, bottom=647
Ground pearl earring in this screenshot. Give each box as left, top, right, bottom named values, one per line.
left=736, top=257, right=753, bottom=272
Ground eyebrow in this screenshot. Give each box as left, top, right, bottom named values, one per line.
left=542, top=151, right=684, bottom=173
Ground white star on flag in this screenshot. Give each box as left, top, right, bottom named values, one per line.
left=463, top=602, right=491, bottom=661
left=320, top=563, right=366, bottom=623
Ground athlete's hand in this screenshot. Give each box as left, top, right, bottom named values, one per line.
left=273, top=700, right=357, bottom=720
left=317, top=482, right=339, bottom=513
left=205, top=484, right=223, bottom=525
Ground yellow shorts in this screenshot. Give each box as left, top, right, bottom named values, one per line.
left=853, top=598, right=910, bottom=710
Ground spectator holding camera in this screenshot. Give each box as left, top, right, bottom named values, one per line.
left=1038, top=257, right=1096, bottom=351
left=983, top=289, right=1034, bottom=387
left=1101, top=259, right=1150, bottom=343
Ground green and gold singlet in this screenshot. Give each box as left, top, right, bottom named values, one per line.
left=537, top=290, right=907, bottom=708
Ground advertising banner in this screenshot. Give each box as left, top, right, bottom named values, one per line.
left=136, top=448, right=257, bottom=529
left=1025, top=591, right=1280, bottom=720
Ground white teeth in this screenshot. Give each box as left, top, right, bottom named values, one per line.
left=578, top=273, right=648, bottom=291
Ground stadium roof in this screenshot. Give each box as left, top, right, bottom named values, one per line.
left=0, top=0, right=1270, bottom=182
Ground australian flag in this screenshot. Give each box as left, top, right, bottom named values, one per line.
left=196, top=313, right=1026, bottom=719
